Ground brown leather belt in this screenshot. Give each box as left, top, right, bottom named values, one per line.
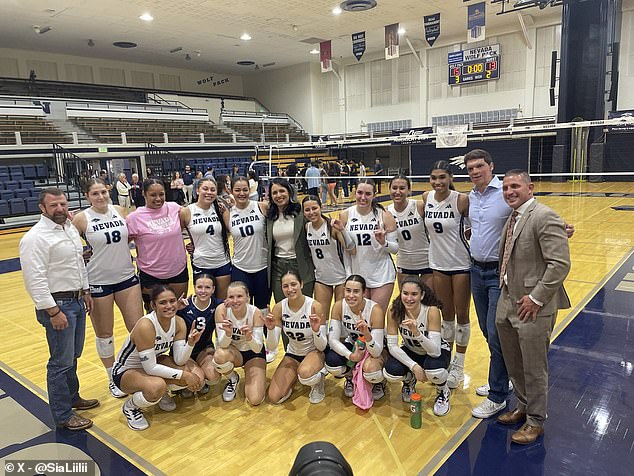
left=51, top=290, right=82, bottom=300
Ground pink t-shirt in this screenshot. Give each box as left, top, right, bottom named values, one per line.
left=127, top=202, right=187, bottom=279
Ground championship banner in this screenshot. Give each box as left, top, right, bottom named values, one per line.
left=467, top=2, right=486, bottom=43
left=424, top=13, right=441, bottom=47
left=385, top=23, right=399, bottom=60
left=436, top=124, right=469, bottom=149
left=352, top=32, right=366, bottom=61
left=320, top=40, right=333, bottom=73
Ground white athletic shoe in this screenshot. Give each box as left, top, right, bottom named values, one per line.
left=158, top=392, right=176, bottom=412
left=109, top=381, right=126, bottom=399
left=343, top=377, right=354, bottom=398
left=266, top=349, right=277, bottom=364
left=122, top=398, right=149, bottom=431
left=471, top=398, right=507, bottom=419
left=401, top=377, right=417, bottom=403
left=476, top=381, right=514, bottom=397
left=447, top=362, right=464, bottom=389
left=309, top=376, right=325, bottom=404
left=222, top=372, right=240, bottom=402
left=433, top=387, right=451, bottom=416
left=372, top=382, right=386, bottom=401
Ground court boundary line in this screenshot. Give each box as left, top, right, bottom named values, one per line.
left=0, top=359, right=165, bottom=476
left=418, top=246, right=634, bottom=475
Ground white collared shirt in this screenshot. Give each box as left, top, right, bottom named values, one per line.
left=19, top=215, right=89, bottom=310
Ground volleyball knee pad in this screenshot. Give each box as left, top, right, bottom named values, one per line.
left=383, top=369, right=406, bottom=383
left=456, top=323, right=471, bottom=347
left=132, top=391, right=159, bottom=409
left=95, top=336, right=114, bottom=359
left=363, top=369, right=385, bottom=384
left=298, top=371, right=323, bottom=388
left=424, top=368, right=448, bottom=386
left=441, top=320, right=456, bottom=343
left=213, top=359, right=234, bottom=374
left=325, top=364, right=347, bottom=378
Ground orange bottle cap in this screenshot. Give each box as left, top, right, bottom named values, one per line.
left=411, top=393, right=422, bottom=401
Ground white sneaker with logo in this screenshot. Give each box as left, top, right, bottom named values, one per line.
left=309, top=376, right=325, bottom=404
left=433, top=387, right=451, bottom=416
left=471, top=398, right=507, bottom=419
left=222, top=372, right=240, bottom=402
left=109, top=381, right=126, bottom=398
left=122, top=398, right=149, bottom=431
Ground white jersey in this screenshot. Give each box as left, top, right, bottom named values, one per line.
left=388, top=200, right=430, bottom=270
left=344, top=206, right=396, bottom=287
left=187, top=203, right=229, bottom=269
left=226, top=304, right=259, bottom=352
left=338, top=298, right=378, bottom=344
left=424, top=190, right=470, bottom=271
left=398, top=304, right=449, bottom=356
left=112, top=312, right=176, bottom=374
left=229, top=201, right=267, bottom=273
left=282, top=296, right=317, bottom=356
left=306, top=221, right=346, bottom=286
left=83, top=205, right=135, bottom=285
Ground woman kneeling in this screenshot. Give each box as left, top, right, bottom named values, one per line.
left=113, top=285, right=205, bottom=431
left=265, top=271, right=327, bottom=404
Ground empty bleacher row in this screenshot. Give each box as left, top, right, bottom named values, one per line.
left=0, top=164, right=49, bottom=218
left=158, top=157, right=254, bottom=177
left=0, top=116, right=72, bottom=145
left=226, top=122, right=309, bottom=142
left=72, top=118, right=236, bottom=144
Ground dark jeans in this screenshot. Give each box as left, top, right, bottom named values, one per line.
left=36, top=297, right=86, bottom=425
left=471, top=264, right=509, bottom=404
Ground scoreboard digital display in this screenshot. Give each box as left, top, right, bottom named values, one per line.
left=448, top=44, right=500, bottom=86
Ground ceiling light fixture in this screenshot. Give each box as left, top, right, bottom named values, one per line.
left=332, top=6, right=343, bottom=15
left=185, top=54, right=191, bottom=61
left=87, top=39, right=95, bottom=47
left=240, top=33, right=252, bottom=41
left=169, top=46, right=183, bottom=53
left=139, top=13, right=154, bottom=22
left=292, top=24, right=299, bottom=32
left=32, top=25, right=53, bottom=35
left=309, top=48, right=319, bottom=55
left=398, top=27, right=406, bottom=36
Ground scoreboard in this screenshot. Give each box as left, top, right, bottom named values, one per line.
left=448, top=44, right=500, bottom=86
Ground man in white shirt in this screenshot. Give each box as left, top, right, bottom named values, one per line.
left=19, top=188, right=99, bottom=431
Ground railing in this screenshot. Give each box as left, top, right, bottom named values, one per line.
left=221, top=109, right=305, bottom=132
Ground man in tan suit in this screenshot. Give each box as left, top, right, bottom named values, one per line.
left=495, top=170, right=571, bottom=444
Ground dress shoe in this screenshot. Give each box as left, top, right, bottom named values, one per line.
left=57, top=414, right=93, bottom=431
left=497, top=408, right=526, bottom=425
left=71, top=397, right=100, bottom=410
left=511, top=424, right=544, bottom=444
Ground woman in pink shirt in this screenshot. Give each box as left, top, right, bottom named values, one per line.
left=127, top=178, right=188, bottom=310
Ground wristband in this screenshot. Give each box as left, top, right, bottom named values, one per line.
left=49, top=309, right=61, bottom=318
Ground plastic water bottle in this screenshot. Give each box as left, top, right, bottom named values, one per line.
left=346, top=336, right=366, bottom=367
left=410, top=393, right=422, bottom=429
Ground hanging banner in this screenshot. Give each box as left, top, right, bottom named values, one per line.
left=467, top=2, right=486, bottom=43
left=385, top=23, right=399, bottom=60
left=436, top=124, right=469, bottom=149
left=352, top=32, right=366, bottom=61
left=424, top=13, right=441, bottom=47
left=320, top=40, right=333, bottom=73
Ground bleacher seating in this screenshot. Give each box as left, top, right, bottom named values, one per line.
left=227, top=121, right=309, bottom=143
left=0, top=200, right=8, bottom=217
left=0, top=163, right=49, bottom=218
left=25, top=197, right=39, bottom=214
left=0, top=116, right=72, bottom=145
left=8, top=198, right=25, bottom=215
left=72, top=118, right=235, bottom=144
left=0, top=78, right=147, bottom=103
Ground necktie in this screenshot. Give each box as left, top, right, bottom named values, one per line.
left=499, top=210, right=519, bottom=287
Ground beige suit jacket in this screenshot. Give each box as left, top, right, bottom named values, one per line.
left=498, top=200, right=571, bottom=316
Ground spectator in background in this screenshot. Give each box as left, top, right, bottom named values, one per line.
left=374, top=158, right=384, bottom=193
left=340, top=160, right=350, bottom=199
left=231, top=164, right=240, bottom=181
left=359, top=161, right=367, bottom=178
left=116, top=173, right=132, bottom=211
left=319, top=165, right=328, bottom=205
left=305, top=161, right=320, bottom=198
left=215, top=174, right=235, bottom=208
left=182, top=164, right=195, bottom=204
left=192, top=171, right=203, bottom=202
left=247, top=170, right=260, bottom=201
left=170, top=171, right=185, bottom=205
left=99, top=170, right=113, bottom=204
left=204, top=165, right=215, bottom=179
left=326, top=162, right=339, bottom=207
left=349, top=160, right=359, bottom=193
left=130, top=173, right=144, bottom=208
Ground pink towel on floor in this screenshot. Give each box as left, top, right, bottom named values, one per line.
left=352, top=352, right=373, bottom=410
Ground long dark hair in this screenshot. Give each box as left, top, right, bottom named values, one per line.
left=301, top=194, right=334, bottom=238
left=267, top=177, right=301, bottom=220
left=345, top=274, right=367, bottom=292
left=390, top=276, right=443, bottom=324
left=142, top=178, right=165, bottom=193
left=150, top=285, right=176, bottom=303
left=356, top=178, right=385, bottom=216
left=195, top=177, right=230, bottom=259
left=430, top=161, right=456, bottom=191
left=389, top=174, right=411, bottom=189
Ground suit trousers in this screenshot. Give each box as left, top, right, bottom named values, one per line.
left=495, top=286, right=556, bottom=427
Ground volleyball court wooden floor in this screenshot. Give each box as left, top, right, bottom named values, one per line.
left=0, top=180, right=632, bottom=475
